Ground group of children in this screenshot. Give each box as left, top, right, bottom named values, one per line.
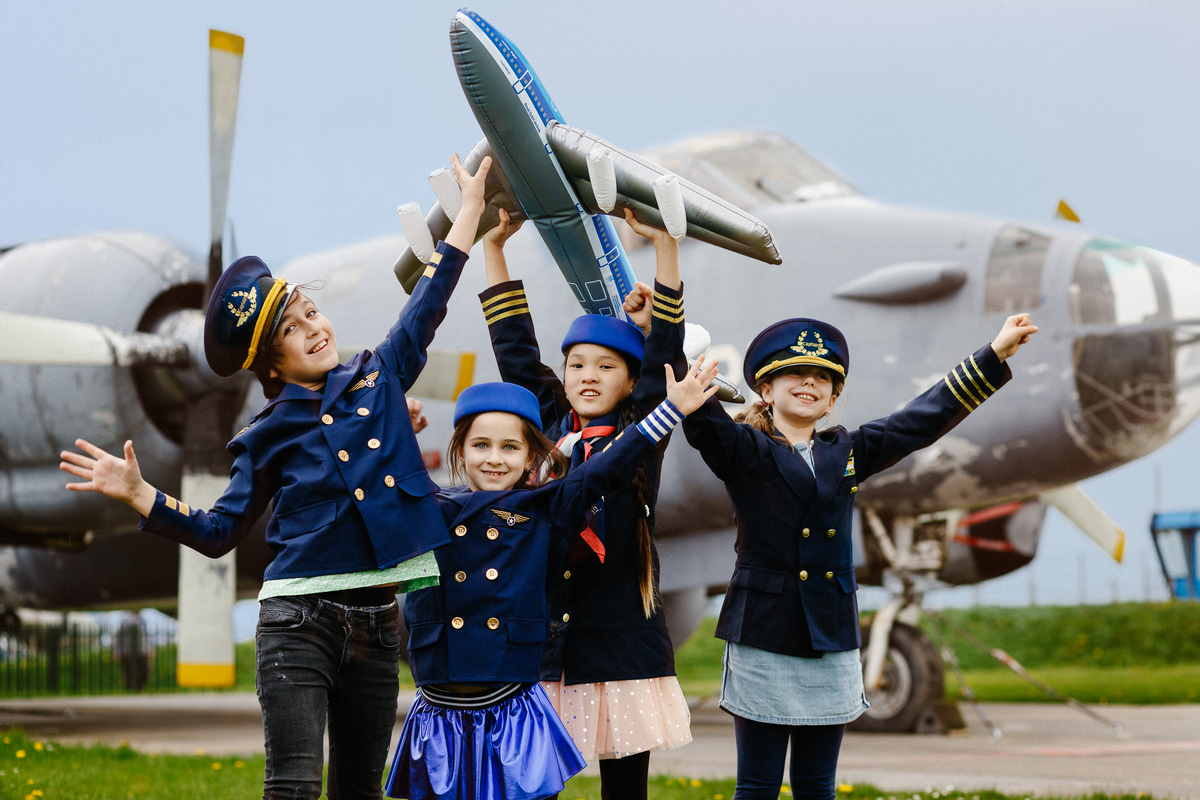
left=59, top=153, right=1037, bottom=800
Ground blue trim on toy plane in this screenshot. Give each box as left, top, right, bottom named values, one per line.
left=458, top=8, right=638, bottom=317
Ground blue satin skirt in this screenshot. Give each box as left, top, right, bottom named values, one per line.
left=385, top=683, right=586, bottom=800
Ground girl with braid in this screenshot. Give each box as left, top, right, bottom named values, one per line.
left=478, top=209, right=691, bottom=800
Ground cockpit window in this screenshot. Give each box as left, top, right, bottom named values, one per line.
left=642, top=131, right=856, bottom=208
left=984, top=226, right=1050, bottom=314
left=1067, top=239, right=1200, bottom=326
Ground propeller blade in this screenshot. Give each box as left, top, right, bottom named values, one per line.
left=1056, top=199, right=1081, bottom=223
left=0, top=310, right=188, bottom=366
left=1040, top=483, right=1125, bottom=562
left=208, top=29, right=245, bottom=296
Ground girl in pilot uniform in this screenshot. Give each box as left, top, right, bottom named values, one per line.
left=477, top=209, right=691, bottom=799
left=59, top=155, right=493, bottom=800
left=682, top=314, right=1038, bottom=800
left=388, top=360, right=717, bottom=800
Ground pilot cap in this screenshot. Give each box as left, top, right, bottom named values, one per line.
left=203, top=256, right=295, bottom=377
left=560, top=314, right=646, bottom=367
left=453, top=383, right=543, bottom=432
left=744, top=318, right=850, bottom=389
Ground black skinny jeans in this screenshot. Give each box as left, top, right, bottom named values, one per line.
left=256, top=595, right=402, bottom=799
left=732, top=715, right=846, bottom=800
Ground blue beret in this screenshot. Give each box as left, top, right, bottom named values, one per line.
left=453, top=383, right=543, bottom=432
left=744, top=318, right=850, bottom=388
left=560, top=314, right=645, bottom=366
left=203, top=256, right=294, bottom=377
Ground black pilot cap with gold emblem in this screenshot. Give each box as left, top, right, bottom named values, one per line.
left=203, top=256, right=295, bottom=377
left=743, top=318, right=850, bottom=389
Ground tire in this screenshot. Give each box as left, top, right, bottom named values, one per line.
left=849, top=622, right=944, bottom=733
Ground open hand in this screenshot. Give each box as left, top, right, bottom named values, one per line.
left=665, top=354, right=720, bottom=415
left=621, top=282, right=653, bottom=335
left=624, top=207, right=674, bottom=248
left=450, top=153, right=491, bottom=220
left=483, top=208, right=524, bottom=250
left=407, top=397, right=429, bottom=434
left=991, top=313, right=1039, bottom=361
left=60, top=439, right=156, bottom=516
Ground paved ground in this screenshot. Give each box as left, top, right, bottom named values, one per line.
left=1, top=694, right=1197, bottom=798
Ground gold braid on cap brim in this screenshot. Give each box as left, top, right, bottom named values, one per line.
left=241, top=278, right=290, bottom=370
left=754, top=355, right=845, bottom=382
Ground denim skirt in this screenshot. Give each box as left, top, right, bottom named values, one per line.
left=386, top=682, right=585, bottom=800
left=720, top=642, right=868, bottom=726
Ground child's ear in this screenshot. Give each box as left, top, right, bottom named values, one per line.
left=268, top=367, right=279, bottom=380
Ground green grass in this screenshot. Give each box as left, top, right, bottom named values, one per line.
left=673, top=605, right=1200, bottom=704
left=0, top=728, right=1167, bottom=800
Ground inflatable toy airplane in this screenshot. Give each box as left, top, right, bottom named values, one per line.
left=392, top=9, right=781, bottom=320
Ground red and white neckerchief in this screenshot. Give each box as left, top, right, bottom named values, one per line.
left=553, top=410, right=615, bottom=562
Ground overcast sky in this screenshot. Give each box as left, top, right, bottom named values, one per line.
left=3, top=1, right=1199, bottom=607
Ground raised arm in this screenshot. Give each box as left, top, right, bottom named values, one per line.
left=375, top=154, right=492, bottom=388
left=478, top=212, right=571, bottom=430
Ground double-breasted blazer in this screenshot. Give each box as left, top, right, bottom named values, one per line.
left=478, top=279, right=687, bottom=684
left=404, top=421, right=665, bottom=686
left=141, top=242, right=467, bottom=581
left=683, top=344, right=1011, bottom=656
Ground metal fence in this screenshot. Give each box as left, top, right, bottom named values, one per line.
left=0, top=616, right=178, bottom=697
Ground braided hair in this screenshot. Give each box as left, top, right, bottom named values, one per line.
left=617, top=396, right=658, bottom=619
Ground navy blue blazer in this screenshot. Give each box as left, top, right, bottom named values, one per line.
left=403, top=424, right=659, bottom=686
left=683, top=345, right=1011, bottom=656
left=140, top=243, right=467, bottom=581
left=479, top=279, right=687, bottom=684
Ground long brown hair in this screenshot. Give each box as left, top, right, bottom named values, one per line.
left=446, top=413, right=570, bottom=490
left=616, top=396, right=658, bottom=619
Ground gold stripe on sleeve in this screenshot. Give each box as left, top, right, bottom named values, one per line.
left=178, top=502, right=191, bottom=516
left=952, top=367, right=981, bottom=406
left=430, top=251, right=443, bottom=266
left=959, top=360, right=989, bottom=400
left=652, top=290, right=683, bottom=309
left=165, top=496, right=177, bottom=511
left=422, top=265, right=436, bottom=278
left=969, top=354, right=997, bottom=393
left=652, top=309, right=685, bottom=324
left=486, top=307, right=533, bottom=325
left=481, top=289, right=527, bottom=310
left=944, top=376, right=974, bottom=412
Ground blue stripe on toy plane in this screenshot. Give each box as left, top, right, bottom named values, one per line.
left=455, top=10, right=638, bottom=318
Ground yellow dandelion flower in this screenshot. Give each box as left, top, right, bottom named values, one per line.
left=690, top=779, right=702, bottom=787
left=15, top=750, right=26, bottom=758
left=234, top=760, right=246, bottom=768
left=212, top=762, right=222, bottom=770
left=27, top=778, right=35, bottom=784
left=33, top=742, right=43, bottom=751
left=195, top=749, right=205, bottom=756
left=839, top=785, right=855, bottom=793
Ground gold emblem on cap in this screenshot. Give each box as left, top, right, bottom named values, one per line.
left=790, top=329, right=829, bottom=358
left=226, top=285, right=258, bottom=328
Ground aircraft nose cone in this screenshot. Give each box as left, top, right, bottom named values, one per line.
left=1068, top=239, right=1200, bottom=458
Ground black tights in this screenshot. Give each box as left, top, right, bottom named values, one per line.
left=544, top=749, right=651, bottom=800
left=732, top=715, right=846, bottom=800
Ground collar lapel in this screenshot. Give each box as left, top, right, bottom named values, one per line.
left=809, top=434, right=853, bottom=517
left=768, top=434, right=818, bottom=505
left=321, top=360, right=362, bottom=413
left=451, top=489, right=506, bottom=529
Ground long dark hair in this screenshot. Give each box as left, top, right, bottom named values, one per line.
left=446, top=413, right=570, bottom=490
left=616, top=395, right=658, bottom=619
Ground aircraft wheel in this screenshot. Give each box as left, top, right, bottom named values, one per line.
left=850, top=622, right=943, bottom=733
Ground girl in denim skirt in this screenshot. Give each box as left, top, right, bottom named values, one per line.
left=682, top=314, right=1038, bottom=799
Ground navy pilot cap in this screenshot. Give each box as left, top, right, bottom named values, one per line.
left=560, top=314, right=646, bottom=367
left=744, top=318, right=850, bottom=389
left=203, top=256, right=295, bottom=377
left=454, top=383, right=543, bottom=432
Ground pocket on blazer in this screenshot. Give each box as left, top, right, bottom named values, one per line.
left=274, top=499, right=338, bottom=541
left=506, top=618, right=547, bottom=644
left=834, top=568, right=858, bottom=594
left=395, top=470, right=440, bottom=497
left=730, top=568, right=786, bottom=594
left=406, top=620, right=445, bottom=649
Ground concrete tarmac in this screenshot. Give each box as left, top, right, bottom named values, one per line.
left=1, top=694, right=1197, bottom=798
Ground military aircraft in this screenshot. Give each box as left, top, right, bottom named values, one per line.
left=3, top=14, right=1200, bottom=731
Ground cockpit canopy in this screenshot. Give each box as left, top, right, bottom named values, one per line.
left=642, top=130, right=858, bottom=209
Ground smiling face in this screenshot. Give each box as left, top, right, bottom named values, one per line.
left=461, top=412, right=535, bottom=492
left=759, top=365, right=839, bottom=428
left=563, top=343, right=637, bottom=425
left=267, top=291, right=339, bottom=390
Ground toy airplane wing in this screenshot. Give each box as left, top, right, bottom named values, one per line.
left=545, top=123, right=780, bottom=266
